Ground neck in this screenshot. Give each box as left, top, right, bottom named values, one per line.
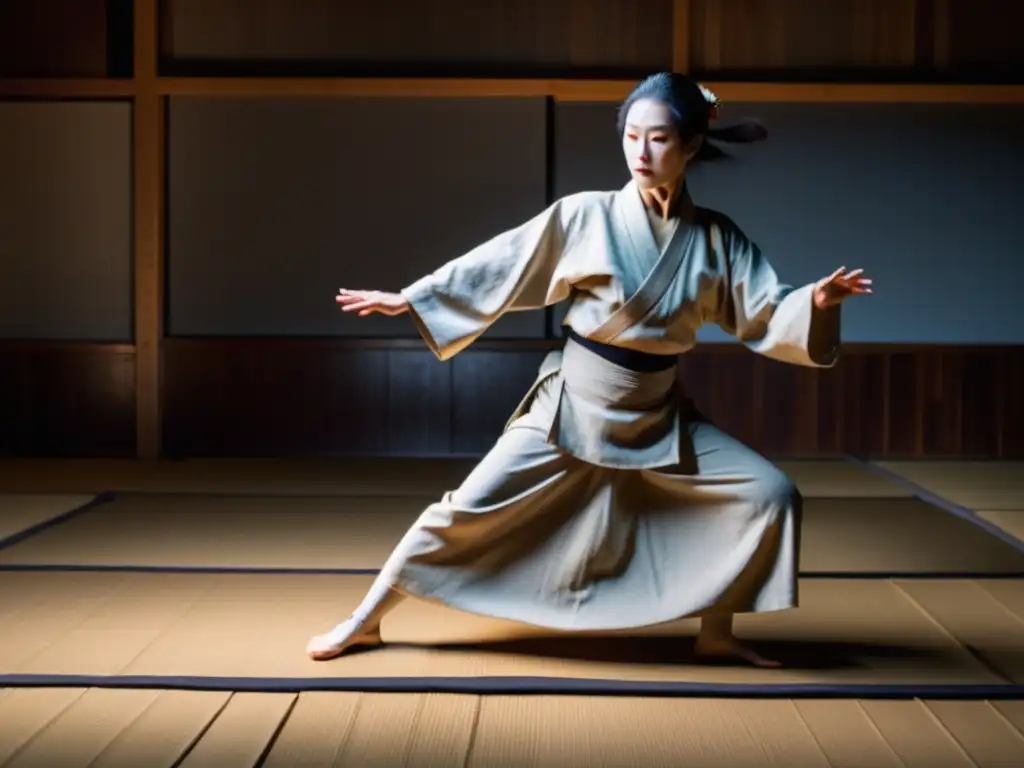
left=639, top=177, right=688, bottom=222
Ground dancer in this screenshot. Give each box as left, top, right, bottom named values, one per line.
left=310, top=72, right=871, bottom=667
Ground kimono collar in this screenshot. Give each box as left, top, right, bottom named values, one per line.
left=617, top=179, right=696, bottom=267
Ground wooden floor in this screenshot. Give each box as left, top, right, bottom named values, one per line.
left=1, top=457, right=1023, bottom=766
left=2, top=689, right=1024, bottom=766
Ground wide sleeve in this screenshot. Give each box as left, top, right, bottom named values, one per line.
left=400, top=197, right=581, bottom=360
left=716, top=223, right=841, bottom=368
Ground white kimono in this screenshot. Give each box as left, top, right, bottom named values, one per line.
left=375, top=180, right=840, bottom=632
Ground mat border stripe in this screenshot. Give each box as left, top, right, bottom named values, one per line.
left=846, top=456, right=1024, bottom=553
left=1, top=458, right=1020, bottom=574
left=0, top=492, right=116, bottom=552
left=1, top=562, right=1022, bottom=579
left=0, top=673, right=1022, bottom=700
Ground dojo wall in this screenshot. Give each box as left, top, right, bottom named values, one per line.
left=163, top=98, right=1024, bottom=344
left=2, top=0, right=1023, bottom=461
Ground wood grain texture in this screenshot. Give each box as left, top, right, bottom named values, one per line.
left=133, top=0, right=164, bottom=460
left=690, top=0, right=919, bottom=77
left=154, top=340, right=1023, bottom=460
left=0, top=340, right=1018, bottom=459
left=160, top=0, right=674, bottom=78
left=1, top=0, right=1020, bottom=94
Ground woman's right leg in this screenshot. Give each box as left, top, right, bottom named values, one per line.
left=305, top=541, right=416, bottom=660
left=307, top=401, right=585, bottom=660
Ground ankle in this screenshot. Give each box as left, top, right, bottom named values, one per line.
left=698, top=613, right=734, bottom=642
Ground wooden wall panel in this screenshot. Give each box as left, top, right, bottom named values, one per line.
left=154, top=340, right=1024, bottom=460
left=945, top=0, right=1024, bottom=77
left=0, top=344, right=136, bottom=457
left=0, top=0, right=111, bottom=77
left=387, top=349, right=453, bottom=456
left=0, top=340, right=1017, bottom=460
left=451, top=349, right=550, bottom=454
left=161, top=339, right=390, bottom=457
left=690, top=0, right=919, bottom=76
left=886, top=352, right=922, bottom=454
left=160, top=0, right=674, bottom=77
left=1001, top=350, right=1024, bottom=458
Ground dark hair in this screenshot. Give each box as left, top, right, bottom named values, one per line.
left=616, top=72, right=767, bottom=162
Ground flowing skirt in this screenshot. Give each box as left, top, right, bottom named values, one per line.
left=377, top=374, right=803, bottom=632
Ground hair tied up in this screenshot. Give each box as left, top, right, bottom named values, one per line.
left=698, top=84, right=721, bottom=120
left=617, top=72, right=767, bottom=164
left=698, top=83, right=767, bottom=143
left=708, top=120, right=768, bottom=144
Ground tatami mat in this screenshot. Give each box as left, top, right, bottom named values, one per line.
left=874, top=461, right=1024, bottom=511
left=2, top=459, right=1022, bottom=764
left=0, top=458, right=910, bottom=498
left=0, top=458, right=474, bottom=497
left=1, top=571, right=1021, bottom=690
left=0, top=494, right=98, bottom=547
left=979, top=511, right=1024, bottom=544
left=3, top=492, right=1021, bottom=576
left=1, top=689, right=1023, bottom=766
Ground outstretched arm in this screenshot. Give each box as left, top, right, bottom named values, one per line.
left=338, top=197, right=583, bottom=360
left=716, top=225, right=871, bottom=368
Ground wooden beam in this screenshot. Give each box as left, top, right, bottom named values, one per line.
left=149, top=77, right=1024, bottom=104
left=156, top=77, right=573, bottom=99
left=132, top=0, right=163, bottom=460
left=0, top=79, right=135, bottom=97
left=701, top=82, right=1024, bottom=104
left=554, top=81, right=1024, bottom=104
left=3, top=77, right=1022, bottom=105
left=672, top=0, right=691, bottom=74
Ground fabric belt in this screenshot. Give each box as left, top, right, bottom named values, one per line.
left=566, top=329, right=678, bottom=373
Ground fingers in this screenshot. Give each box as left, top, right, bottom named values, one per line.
left=336, top=289, right=382, bottom=313
left=340, top=298, right=378, bottom=313
left=336, top=288, right=403, bottom=318
left=821, top=265, right=874, bottom=305
left=830, top=266, right=874, bottom=294
left=825, top=266, right=846, bottom=283
left=838, top=273, right=873, bottom=293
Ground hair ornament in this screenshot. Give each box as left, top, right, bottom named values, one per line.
left=698, top=84, right=721, bottom=119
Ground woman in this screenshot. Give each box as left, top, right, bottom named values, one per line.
left=309, top=72, right=871, bottom=668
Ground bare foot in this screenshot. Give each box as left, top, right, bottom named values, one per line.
left=306, top=620, right=383, bottom=661
left=693, top=636, right=782, bottom=669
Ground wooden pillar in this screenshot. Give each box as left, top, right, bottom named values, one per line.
left=132, top=0, right=164, bottom=459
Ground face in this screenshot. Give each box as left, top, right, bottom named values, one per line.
left=621, top=98, right=696, bottom=189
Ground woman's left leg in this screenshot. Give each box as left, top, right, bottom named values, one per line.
left=644, top=419, right=804, bottom=667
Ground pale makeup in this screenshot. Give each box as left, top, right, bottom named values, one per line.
left=621, top=98, right=700, bottom=221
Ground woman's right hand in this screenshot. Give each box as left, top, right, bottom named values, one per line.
left=335, top=288, right=410, bottom=317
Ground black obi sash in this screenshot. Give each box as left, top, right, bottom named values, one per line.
left=566, top=329, right=679, bottom=373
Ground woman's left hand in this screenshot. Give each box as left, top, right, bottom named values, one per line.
left=813, top=267, right=872, bottom=309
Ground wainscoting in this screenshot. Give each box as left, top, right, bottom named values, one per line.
left=160, top=340, right=1023, bottom=460
left=1, top=339, right=1019, bottom=459
left=0, top=341, right=136, bottom=457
